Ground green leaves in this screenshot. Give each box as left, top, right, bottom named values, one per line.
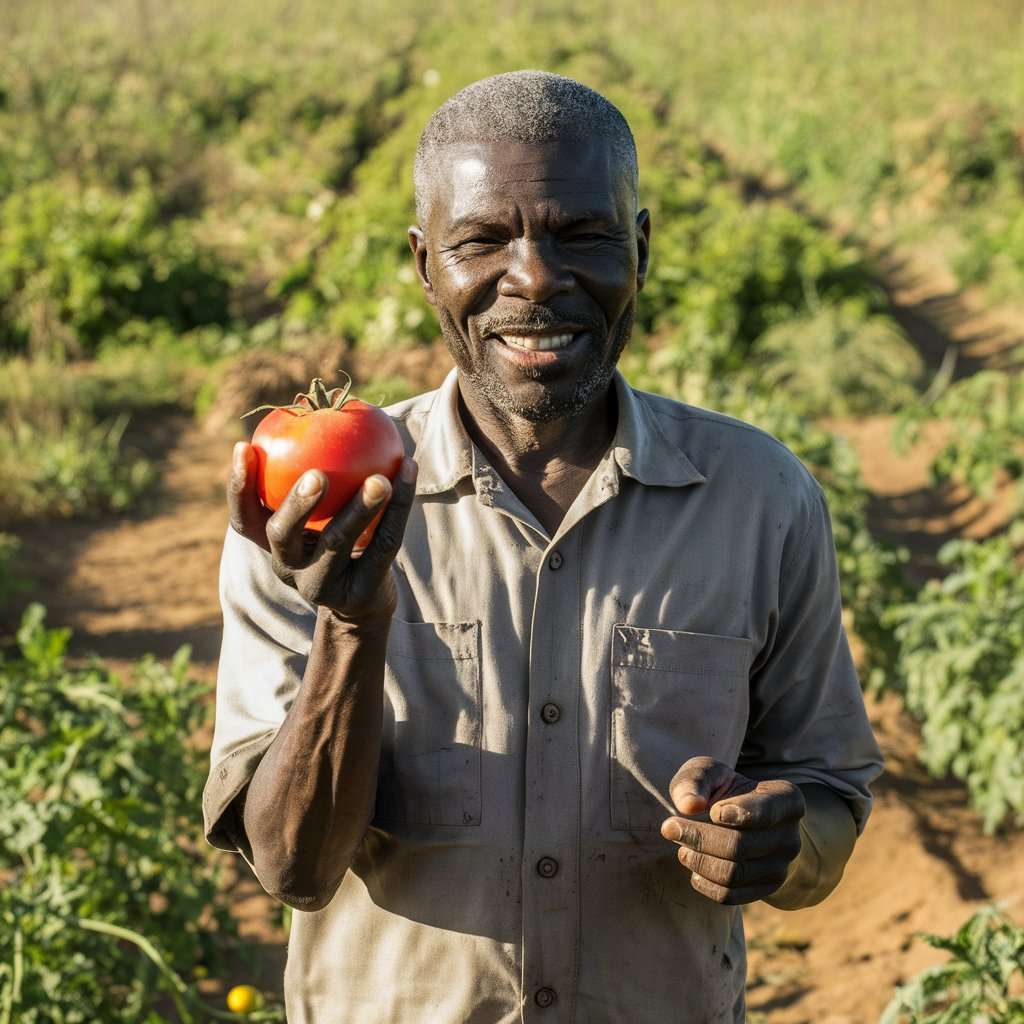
left=881, top=907, right=1024, bottom=1023
left=885, top=525, right=1024, bottom=833
left=0, top=182, right=232, bottom=356
left=0, top=604, right=284, bottom=1022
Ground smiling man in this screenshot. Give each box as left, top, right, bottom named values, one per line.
left=203, top=72, right=884, bottom=1023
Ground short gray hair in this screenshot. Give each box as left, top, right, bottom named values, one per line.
left=413, top=70, right=638, bottom=224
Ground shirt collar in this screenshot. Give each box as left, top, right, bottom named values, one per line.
left=412, top=367, right=705, bottom=496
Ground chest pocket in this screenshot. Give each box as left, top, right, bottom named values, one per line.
left=376, top=620, right=482, bottom=827
left=610, top=625, right=751, bottom=831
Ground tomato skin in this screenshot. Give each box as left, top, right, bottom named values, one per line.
left=251, top=400, right=404, bottom=541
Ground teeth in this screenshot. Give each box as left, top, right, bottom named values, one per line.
left=499, top=332, right=575, bottom=352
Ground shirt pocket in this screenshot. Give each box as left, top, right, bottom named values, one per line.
left=610, top=624, right=751, bottom=832
left=376, top=620, right=482, bottom=827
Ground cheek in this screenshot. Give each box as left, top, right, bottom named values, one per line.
left=438, top=264, right=504, bottom=327
left=590, top=269, right=637, bottom=325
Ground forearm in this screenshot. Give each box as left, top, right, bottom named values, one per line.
left=764, top=783, right=858, bottom=910
left=243, top=606, right=390, bottom=910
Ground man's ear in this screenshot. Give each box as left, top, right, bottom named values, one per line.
left=408, top=227, right=436, bottom=306
left=635, top=209, right=651, bottom=292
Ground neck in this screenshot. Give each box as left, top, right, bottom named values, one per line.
left=455, top=376, right=618, bottom=534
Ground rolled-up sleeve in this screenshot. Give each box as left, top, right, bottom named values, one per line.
left=739, top=485, right=884, bottom=834
left=201, top=526, right=317, bottom=863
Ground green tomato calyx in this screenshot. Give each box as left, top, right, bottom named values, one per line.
left=240, top=372, right=354, bottom=419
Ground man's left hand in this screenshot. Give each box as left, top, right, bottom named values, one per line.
left=660, top=756, right=806, bottom=906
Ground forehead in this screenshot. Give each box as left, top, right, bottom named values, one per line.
left=430, top=137, right=631, bottom=226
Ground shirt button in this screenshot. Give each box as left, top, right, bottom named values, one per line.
left=536, top=856, right=559, bottom=878
left=535, top=987, right=556, bottom=1008
left=547, top=550, right=564, bottom=570
left=540, top=702, right=561, bottom=724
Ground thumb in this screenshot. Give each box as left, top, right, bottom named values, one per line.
left=668, top=756, right=738, bottom=816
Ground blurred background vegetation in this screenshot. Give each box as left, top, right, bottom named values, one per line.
left=1, top=1, right=1023, bottom=1021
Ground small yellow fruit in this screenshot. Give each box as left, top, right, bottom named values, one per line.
left=226, top=985, right=264, bottom=1014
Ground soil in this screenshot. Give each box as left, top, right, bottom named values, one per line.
left=7, top=314, right=1024, bottom=1022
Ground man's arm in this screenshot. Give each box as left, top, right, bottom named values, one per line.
left=765, top=782, right=857, bottom=910
left=661, top=479, right=881, bottom=909
left=222, top=443, right=418, bottom=911
left=241, top=609, right=390, bottom=911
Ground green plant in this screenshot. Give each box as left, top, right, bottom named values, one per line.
left=0, top=181, right=231, bottom=356
left=880, top=906, right=1024, bottom=1023
left=752, top=304, right=922, bottom=417
left=0, top=411, right=156, bottom=525
left=884, top=524, right=1024, bottom=832
left=895, top=370, right=1024, bottom=506
left=0, top=603, right=285, bottom=1022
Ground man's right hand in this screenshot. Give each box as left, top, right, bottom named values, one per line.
left=227, top=441, right=418, bottom=624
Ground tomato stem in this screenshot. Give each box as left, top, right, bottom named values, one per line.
left=240, top=371, right=354, bottom=419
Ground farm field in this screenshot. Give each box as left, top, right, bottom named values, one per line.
left=2, top=1, right=1023, bottom=1021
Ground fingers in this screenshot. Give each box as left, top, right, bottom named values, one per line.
left=668, top=756, right=754, bottom=815
left=266, top=469, right=330, bottom=570
left=660, top=816, right=801, bottom=864
left=687, top=872, right=785, bottom=907
left=227, top=443, right=271, bottom=552
left=675, top=844, right=792, bottom=891
left=662, top=810, right=803, bottom=907
left=352, top=458, right=418, bottom=575
left=709, top=779, right=805, bottom=829
left=312, top=471, right=396, bottom=562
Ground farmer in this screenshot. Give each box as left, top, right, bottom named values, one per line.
left=203, top=71, right=883, bottom=1023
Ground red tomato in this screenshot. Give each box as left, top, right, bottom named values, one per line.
left=249, top=379, right=404, bottom=550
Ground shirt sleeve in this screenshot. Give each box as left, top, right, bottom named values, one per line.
left=201, top=526, right=317, bottom=867
left=738, top=484, right=884, bottom=834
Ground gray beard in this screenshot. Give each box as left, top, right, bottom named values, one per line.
left=437, top=304, right=634, bottom=424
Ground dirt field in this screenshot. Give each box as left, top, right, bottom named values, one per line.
left=9, top=312, right=1024, bottom=1022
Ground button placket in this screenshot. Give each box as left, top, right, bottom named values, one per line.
left=521, top=531, right=580, bottom=1021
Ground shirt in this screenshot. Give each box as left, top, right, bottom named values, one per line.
left=202, top=366, right=884, bottom=1024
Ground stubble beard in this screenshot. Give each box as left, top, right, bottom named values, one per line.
left=437, top=303, right=635, bottom=424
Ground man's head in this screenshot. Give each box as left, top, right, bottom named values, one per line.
left=408, top=71, right=650, bottom=425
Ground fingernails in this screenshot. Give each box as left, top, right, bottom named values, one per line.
left=364, top=475, right=390, bottom=501
left=233, top=443, right=247, bottom=475
left=298, top=471, right=322, bottom=497
left=718, top=805, right=741, bottom=825
left=660, top=820, right=681, bottom=842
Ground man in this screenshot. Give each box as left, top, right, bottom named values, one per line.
left=203, top=71, right=883, bottom=1023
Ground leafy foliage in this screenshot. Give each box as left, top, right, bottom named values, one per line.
left=884, top=524, right=1024, bottom=832
left=752, top=305, right=922, bottom=417
left=880, top=907, right=1024, bottom=1023
left=0, top=604, right=285, bottom=1022
left=0, top=182, right=231, bottom=356
left=896, top=370, right=1024, bottom=506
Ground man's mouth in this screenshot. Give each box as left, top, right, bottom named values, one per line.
left=494, top=331, right=577, bottom=352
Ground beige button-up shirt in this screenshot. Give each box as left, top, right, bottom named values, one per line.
left=203, top=367, right=883, bottom=1024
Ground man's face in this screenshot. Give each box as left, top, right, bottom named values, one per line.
left=409, top=137, right=650, bottom=423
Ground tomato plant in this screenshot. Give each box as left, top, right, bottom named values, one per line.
left=245, top=375, right=404, bottom=545
left=0, top=604, right=285, bottom=1022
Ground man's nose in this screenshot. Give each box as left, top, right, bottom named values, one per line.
left=497, top=239, right=574, bottom=303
